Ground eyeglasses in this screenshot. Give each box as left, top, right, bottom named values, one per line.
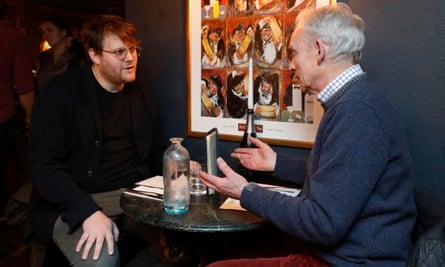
left=101, top=46, right=142, bottom=60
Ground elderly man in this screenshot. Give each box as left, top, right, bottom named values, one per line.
left=201, top=3, right=416, bottom=267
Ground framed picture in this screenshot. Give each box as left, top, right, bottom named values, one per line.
left=187, top=0, right=333, bottom=148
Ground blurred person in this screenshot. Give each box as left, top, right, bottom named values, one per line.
left=29, top=15, right=165, bottom=266
left=201, top=3, right=416, bottom=266
left=36, top=16, right=86, bottom=91
left=0, top=0, right=35, bottom=216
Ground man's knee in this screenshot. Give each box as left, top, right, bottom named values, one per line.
left=52, top=216, right=120, bottom=267
left=69, top=242, right=120, bottom=267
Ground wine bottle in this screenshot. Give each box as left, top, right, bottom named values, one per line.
left=239, top=108, right=256, bottom=180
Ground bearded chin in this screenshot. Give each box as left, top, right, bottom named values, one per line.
left=122, top=72, right=137, bottom=83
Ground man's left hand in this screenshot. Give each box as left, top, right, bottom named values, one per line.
left=75, top=210, right=119, bottom=261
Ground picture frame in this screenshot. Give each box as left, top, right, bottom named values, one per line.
left=187, top=0, right=332, bottom=148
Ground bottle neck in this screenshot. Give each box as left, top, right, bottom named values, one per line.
left=245, top=108, right=255, bottom=134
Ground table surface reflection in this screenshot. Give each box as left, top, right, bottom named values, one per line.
left=120, top=193, right=264, bottom=233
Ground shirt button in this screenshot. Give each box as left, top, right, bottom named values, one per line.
left=87, top=170, right=93, bottom=176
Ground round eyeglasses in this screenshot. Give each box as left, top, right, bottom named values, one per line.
left=101, top=47, right=142, bottom=60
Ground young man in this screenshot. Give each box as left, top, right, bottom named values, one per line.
left=201, top=3, right=416, bottom=266
left=29, top=15, right=165, bottom=266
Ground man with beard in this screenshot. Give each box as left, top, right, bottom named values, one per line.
left=29, top=15, right=165, bottom=266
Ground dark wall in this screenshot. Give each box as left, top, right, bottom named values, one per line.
left=347, top=0, right=445, bottom=230
left=127, top=0, right=445, bottom=230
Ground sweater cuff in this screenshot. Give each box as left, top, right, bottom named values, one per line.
left=240, top=182, right=259, bottom=208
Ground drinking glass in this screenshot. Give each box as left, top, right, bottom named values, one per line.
left=190, top=162, right=207, bottom=196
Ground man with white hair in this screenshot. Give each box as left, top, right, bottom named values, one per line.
left=201, top=3, right=416, bottom=266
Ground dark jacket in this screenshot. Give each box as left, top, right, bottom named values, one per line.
left=29, top=66, right=165, bottom=242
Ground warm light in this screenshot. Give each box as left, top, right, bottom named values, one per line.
left=40, top=40, right=51, bottom=52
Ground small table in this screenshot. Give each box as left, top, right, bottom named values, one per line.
left=120, top=193, right=264, bottom=265
left=120, top=193, right=264, bottom=232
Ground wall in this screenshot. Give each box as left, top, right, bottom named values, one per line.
left=347, top=0, right=445, bottom=230
left=127, top=0, right=445, bottom=230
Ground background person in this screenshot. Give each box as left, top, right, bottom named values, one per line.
left=0, top=0, right=35, bottom=217
left=29, top=15, right=165, bottom=266
left=35, top=16, right=86, bottom=91
left=201, top=3, right=416, bottom=266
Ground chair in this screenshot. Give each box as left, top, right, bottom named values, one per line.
left=408, top=218, right=445, bottom=267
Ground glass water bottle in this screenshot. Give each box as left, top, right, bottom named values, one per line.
left=163, top=137, right=190, bottom=214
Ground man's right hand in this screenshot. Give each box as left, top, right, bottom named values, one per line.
left=75, top=210, right=119, bottom=261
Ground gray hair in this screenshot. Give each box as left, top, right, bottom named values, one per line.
left=294, top=3, right=366, bottom=63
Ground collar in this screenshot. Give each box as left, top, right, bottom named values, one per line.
left=317, top=64, right=363, bottom=104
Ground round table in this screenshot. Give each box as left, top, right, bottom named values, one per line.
left=120, top=193, right=264, bottom=233
left=121, top=193, right=265, bottom=265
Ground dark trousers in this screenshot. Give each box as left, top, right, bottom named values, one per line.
left=0, top=117, right=17, bottom=216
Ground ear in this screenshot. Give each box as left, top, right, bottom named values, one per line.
left=315, top=39, right=326, bottom=65
left=88, top=48, right=100, bottom=65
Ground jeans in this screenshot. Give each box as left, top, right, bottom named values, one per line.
left=50, top=189, right=163, bottom=266
left=52, top=216, right=120, bottom=267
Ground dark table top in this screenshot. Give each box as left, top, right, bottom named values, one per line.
left=120, top=193, right=264, bottom=233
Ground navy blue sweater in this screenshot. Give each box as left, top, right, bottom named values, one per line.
left=241, top=74, right=417, bottom=266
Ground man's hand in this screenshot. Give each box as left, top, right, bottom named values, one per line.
left=231, top=137, right=277, bottom=172
left=75, top=210, right=119, bottom=261
left=199, top=157, right=248, bottom=199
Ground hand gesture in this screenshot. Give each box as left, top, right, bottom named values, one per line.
left=75, top=210, right=119, bottom=261
left=199, top=157, right=248, bottom=199
left=231, top=137, right=276, bottom=172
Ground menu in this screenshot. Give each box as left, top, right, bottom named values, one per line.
left=219, top=183, right=301, bottom=211
left=123, top=176, right=164, bottom=201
